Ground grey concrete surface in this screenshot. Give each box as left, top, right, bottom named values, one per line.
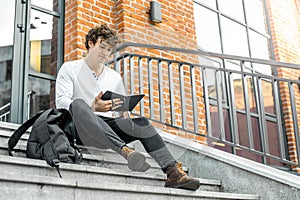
left=0, top=121, right=264, bottom=199
left=159, top=131, right=300, bottom=200
left=0, top=172, right=259, bottom=200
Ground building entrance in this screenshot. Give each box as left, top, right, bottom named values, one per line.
left=0, top=0, right=64, bottom=123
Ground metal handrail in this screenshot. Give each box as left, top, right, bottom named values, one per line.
left=116, top=42, right=300, bottom=70
left=0, top=103, right=11, bottom=122
left=110, top=42, right=300, bottom=172
left=0, top=102, right=10, bottom=112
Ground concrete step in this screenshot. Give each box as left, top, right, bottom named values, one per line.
left=0, top=124, right=163, bottom=174
left=0, top=140, right=163, bottom=174
left=0, top=171, right=260, bottom=200
left=0, top=122, right=261, bottom=199
left=0, top=155, right=221, bottom=192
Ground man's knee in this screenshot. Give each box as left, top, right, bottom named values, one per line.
left=133, top=116, right=150, bottom=127
left=69, top=99, right=89, bottom=112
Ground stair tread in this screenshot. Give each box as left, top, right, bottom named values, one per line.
left=0, top=140, right=162, bottom=169
left=0, top=171, right=259, bottom=199
left=0, top=121, right=26, bottom=131
left=0, top=122, right=260, bottom=199
left=0, top=154, right=221, bottom=186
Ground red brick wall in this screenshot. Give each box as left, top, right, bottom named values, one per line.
left=64, top=0, right=116, bottom=61
left=64, top=0, right=207, bottom=142
left=267, top=0, right=300, bottom=173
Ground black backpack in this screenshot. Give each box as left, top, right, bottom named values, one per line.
left=8, top=108, right=82, bottom=177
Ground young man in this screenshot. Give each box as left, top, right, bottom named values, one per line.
left=56, top=24, right=200, bottom=191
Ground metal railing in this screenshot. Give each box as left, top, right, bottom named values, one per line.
left=0, top=91, right=35, bottom=122
left=108, top=42, right=300, bottom=172
left=0, top=103, right=11, bottom=122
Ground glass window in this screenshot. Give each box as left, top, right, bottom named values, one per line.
left=218, top=0, right=245, bottom=22
left=195, top=0, right=217, bottom=9
left=193, top=0, right=280, bottom=167
left=194, top=0, right=269, bottom=58
left=250, top=40, right=272, bottom=77
left=28, top=76, right=55, bottom=118
left=29, top=9, right=58, bottom=76
left=194, top=3, right=221, bottom=53
left=244, top=0, right=267, bottom=33
left=31, top=0, right=58, bottom=12
left=221, top=17, right=249, bottom=57
left=249, top=30, right=270, bottom=60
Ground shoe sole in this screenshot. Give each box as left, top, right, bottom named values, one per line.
left=127, top=152, right=151, bottom=172
left=166, top=179, right=200, bottom=191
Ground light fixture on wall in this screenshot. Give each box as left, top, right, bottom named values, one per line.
left=150, top=1, right=162, bottom=23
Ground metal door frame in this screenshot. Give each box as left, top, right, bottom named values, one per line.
left=10, top=0, right=64, bottom=123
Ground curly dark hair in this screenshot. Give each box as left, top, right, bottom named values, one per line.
left=85, top=24, right=119, bottom=51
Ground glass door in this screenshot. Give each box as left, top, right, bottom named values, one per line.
left=0, top=0, right=64, bottom=123
left=28, top=0, right=64, bottom=118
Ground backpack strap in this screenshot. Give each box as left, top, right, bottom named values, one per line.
left=7, top=110, right=45, bottom=156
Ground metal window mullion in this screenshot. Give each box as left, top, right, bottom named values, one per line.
left=228, top=71, right=240, bottom=146
left=216, top=0, right=225, bottom=54
left=256, top=76, right=270, bottom=157
left=21, top=0, right=31, bottom=122
left=289, top=82, right=300, bottom=164
left=241, top=0, right=252, bottom=59
left=248, top=27, right=270, bottom=39
left=194, top=0, right=217, bottom=12
left=57, top=0, right=65, bottom=71
left=158, top=60, right=164, bottom=122
left=129, top=56, right=134, bottom=94
left=218, top=13, right=267, bottom=38
left=148, top=58, right=154, bottom=119
left=233, top=108, right=260, bottom=118
left=215, top=69, right=225, bottom=140
left=241, top=62, right=254, bottom=149
left=179, top=64, right=187, bottom=129
left=272, top=79, right=286, bottom=160
left=31, top=4, right=60, bottom=17
left=190, top=65, right=198, bottom=133
left=168, top=62, right=175, bottom=126
left=138, top=57, right=144, bottom=116
left=28, top=70, right=56, bottom=81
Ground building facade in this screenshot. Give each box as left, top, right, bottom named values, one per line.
left=0, top=0, right=300, bottom=173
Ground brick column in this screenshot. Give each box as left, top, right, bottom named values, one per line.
left=267, top=0, right=300, bottom=173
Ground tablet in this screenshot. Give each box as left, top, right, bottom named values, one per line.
left=101, top=91, right=145, bottom=111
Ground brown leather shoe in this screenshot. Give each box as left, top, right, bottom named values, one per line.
left=121, top=146, right=151, bottom=172
left=165, top=162, right=200, bottom=191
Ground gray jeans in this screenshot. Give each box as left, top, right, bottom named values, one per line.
left=69, top=99, right=176, bottom=171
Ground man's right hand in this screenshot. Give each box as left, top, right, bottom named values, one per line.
left=92, top=91, right=123, bottom=112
